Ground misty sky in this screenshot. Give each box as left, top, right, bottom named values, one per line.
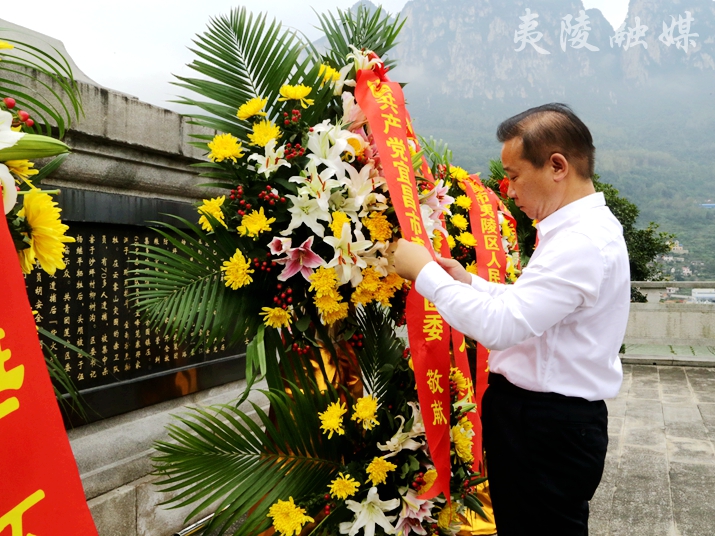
left=3, top=0, right=630, bottom=110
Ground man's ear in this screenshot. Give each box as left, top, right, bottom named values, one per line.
left=549, top=152, right=569, bottom=182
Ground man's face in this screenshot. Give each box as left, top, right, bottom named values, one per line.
left=501, top=138, right=557, bottom=221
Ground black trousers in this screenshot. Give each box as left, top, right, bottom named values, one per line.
left=481, top=373, right=608, bottom=536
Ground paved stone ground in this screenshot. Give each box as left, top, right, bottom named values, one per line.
left=589, top=364, right=715, bottom=536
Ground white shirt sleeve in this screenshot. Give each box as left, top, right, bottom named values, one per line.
left=469, top=273, right=508, bottom=297
left=415, top=232, right=604, bottom=351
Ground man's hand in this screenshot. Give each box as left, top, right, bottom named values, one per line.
left=436, top=256, right=472, bottom=284
left=394, top=238, right=433, bottom=281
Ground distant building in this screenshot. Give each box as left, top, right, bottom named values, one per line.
left=671, top=240, right=689, bottom=255
left=692, top=289, right=715, bottom=303
left=682, top=266, right=692, bottom=276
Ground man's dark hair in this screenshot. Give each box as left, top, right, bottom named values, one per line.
left=496, top=103, right=595, bottom=178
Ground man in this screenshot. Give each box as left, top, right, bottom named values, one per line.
left=394, top=103, right=630, bottom=535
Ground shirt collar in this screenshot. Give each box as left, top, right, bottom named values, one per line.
left=536, top=192, right=605, bottom=238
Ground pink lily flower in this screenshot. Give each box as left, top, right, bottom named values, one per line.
left=274, top=236, right=325, bottom=281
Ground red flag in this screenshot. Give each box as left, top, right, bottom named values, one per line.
left=0, top=216, right=98, bottom=535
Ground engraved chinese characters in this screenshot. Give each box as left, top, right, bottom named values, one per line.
left=25, top=223, right=228, bottom=390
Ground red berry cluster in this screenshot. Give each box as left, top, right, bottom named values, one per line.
left=273, top=283, right=293, bottom=308
left=291, top=341, right=310, bottom=355
left=449, top=378, right=461, bottom=399
left=460, top=483, right=478, bottom=499
left=2, top=98, right=35, bottom=127
left=253, top=257, right=277, bottom=274
left=322, top=494, right=336, bottom=516
left=348, top=332, right=364, bottom=349
left=258, top=185, right=286, bottom=206
left=283, top=109, right=301, bottom=126
left=410, top=472, right=426, bottom=490
left=284, top=142, right=305, bottom=160
left=230, top=185, right=254, bottom=216
left=402, top=348, right=411, bottom=360
left=454, top=245, right=471, bottom=262
left=436, top=164, right=448, bottom=180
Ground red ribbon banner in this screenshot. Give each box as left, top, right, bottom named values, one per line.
left=463, top=176, right=508, bottom=410
left=0, top=217, right=98, bottom=535
left=356, top=69, right=452, bottom=500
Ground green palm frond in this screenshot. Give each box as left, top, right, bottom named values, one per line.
left=317, top=5, right=405, bottom=71
left=128, top=214, right=256, bottom=350
left=173, top=7, right=329, bottom=141
left=353, top=303, right=404, bottom=402
left=418, top=135, right=454, bottom=169
left=0, top=30, right=83, bottom=137
left=154, top=380, right=343, bottom=536
left=39, top=326, right=89, bottom=419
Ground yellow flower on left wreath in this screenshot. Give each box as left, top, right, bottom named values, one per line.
left=366, top=456, right=397, bottom=486
left=319, top=400, right=347, bottom=439
left=236, top=96, right=268, bottom=121
left=260, top=306, right=292, bottom=329
left=18, top=190, right=75, bottom=276
left=457, top=231, right=477, bottom=248
left=221, top=249, right=254, bottom=290
left=278, top=84, right=314, bottom=109
left=5, top=160, right=39, bottom=185
left=362, top=212, right=392, bottom=242
left=197, top=196, right=228, bottom=232
left=207, top=133, right=244, bottom=163
left=454, top=195, right=472, bottom=211
left=267, top=497, right=314, bottom=536
left=329, top=473, right=360, bottom=500
left=449, top=165, right=469, bottom=182
left=329, top=211, right=351, bottom=238
left=447, top=234, right=456, bottom=249
left=465, top=261, right=477, bottom=275
left=351, top=394, right=380, bottom=430
left=319, top=64, right=341, bottom=87
left=418, top=469, right=438, bottom=494
left=238, top=206, right=276, bottom=239
left=248, top=119, right=281, bottom=147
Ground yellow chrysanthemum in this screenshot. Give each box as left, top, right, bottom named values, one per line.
left=329, top=473, right=360, bottom=500
left=237, top=96, right=268, bottom=121
left=351, top=267, right=382, bottom=306
left=449, top=165, right=469, bottom=182
left=198, top=196, right=228, bottom=232
left=351, top=394, right=380, bottom=430
left=322, top=301, right=349, bottom=325
left=450, top=368, right=469, bottom=393
left=452, top=417, right=474, bottom=463
left=17, top=190, right=75, bottom=276
left=5, top=160, right=39, bottom=185
left=278, top=84, right=314, bottom=109
left=465, top=261, right=477, bottom=275
left=309, top=266, right=339, bottom=296
left=373, top=272, right=404, bottom=306
left=457, top=232, right=477, bottom=248
left=344, top=137, right=364, bottom=161
left=447, top=235, right=456, bottom=249
left=501, top=219, right=515, bottom=241
left=418, top=469, right=438, bottom=494
left=319, top=64, right=341, bottom=87
left=362, top=212, right=392, bottom=242
left=455, top=195, right=472, bottom=210
left=319, top=401, right=347, bottom=439
left=248, top=119, right=282, bottom=147
left=207, top=133, right=244, bottom=163
left=450, top=213, right=469, bottom=231
left=260, top=306, right=292, bottom=329
left=432, top=232, right=443, bottom=252
left=267, top=497, right=314, bottom=536
left=315, top=291, right=343, bottom=313
left=221, top=249, right=254, bottom=290
left=330, top=211, right=351, bottom=238
left=437, top=503, right=461, bottom=531
left=366, top=457, right=397, bottom=486
left=238, top=206, right=276, bottom=239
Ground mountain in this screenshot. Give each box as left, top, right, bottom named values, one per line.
left=385, top=0, right=715, bottom=277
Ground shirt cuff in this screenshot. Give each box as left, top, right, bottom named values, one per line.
left=414, top=261, right=453, bottom=303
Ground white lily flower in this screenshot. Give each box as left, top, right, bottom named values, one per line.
left=343, top=161, right=379, bottom=216
left=346, top=45, right=383, bottom=72
left=339, top=486, right=400, bottom=536
left=306, top=120, right=363, bottom=180
left=377, top=415, right=425, bottom=458
left=328, top=189, right=361, bottom=223
left=324, top=223, right=372, bottom=286
left=0, top=163, right=18, bottom=214
left=395, top=489, right=436, bottom=536
left=282, top=192, right=331, bottom=237
left=407, top=402, right=426, bottom=436
left=341, top=92, right=367, bottom=130
left=362, top=241, right=389, bottom=277
left=290, top=160, right=340, bottom=213
left=0, top=110, right=23, bottom=151
left=247, top=139, right=290, bottom=177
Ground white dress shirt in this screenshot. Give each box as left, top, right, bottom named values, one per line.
left=415, top=192, right=630, bottom=401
